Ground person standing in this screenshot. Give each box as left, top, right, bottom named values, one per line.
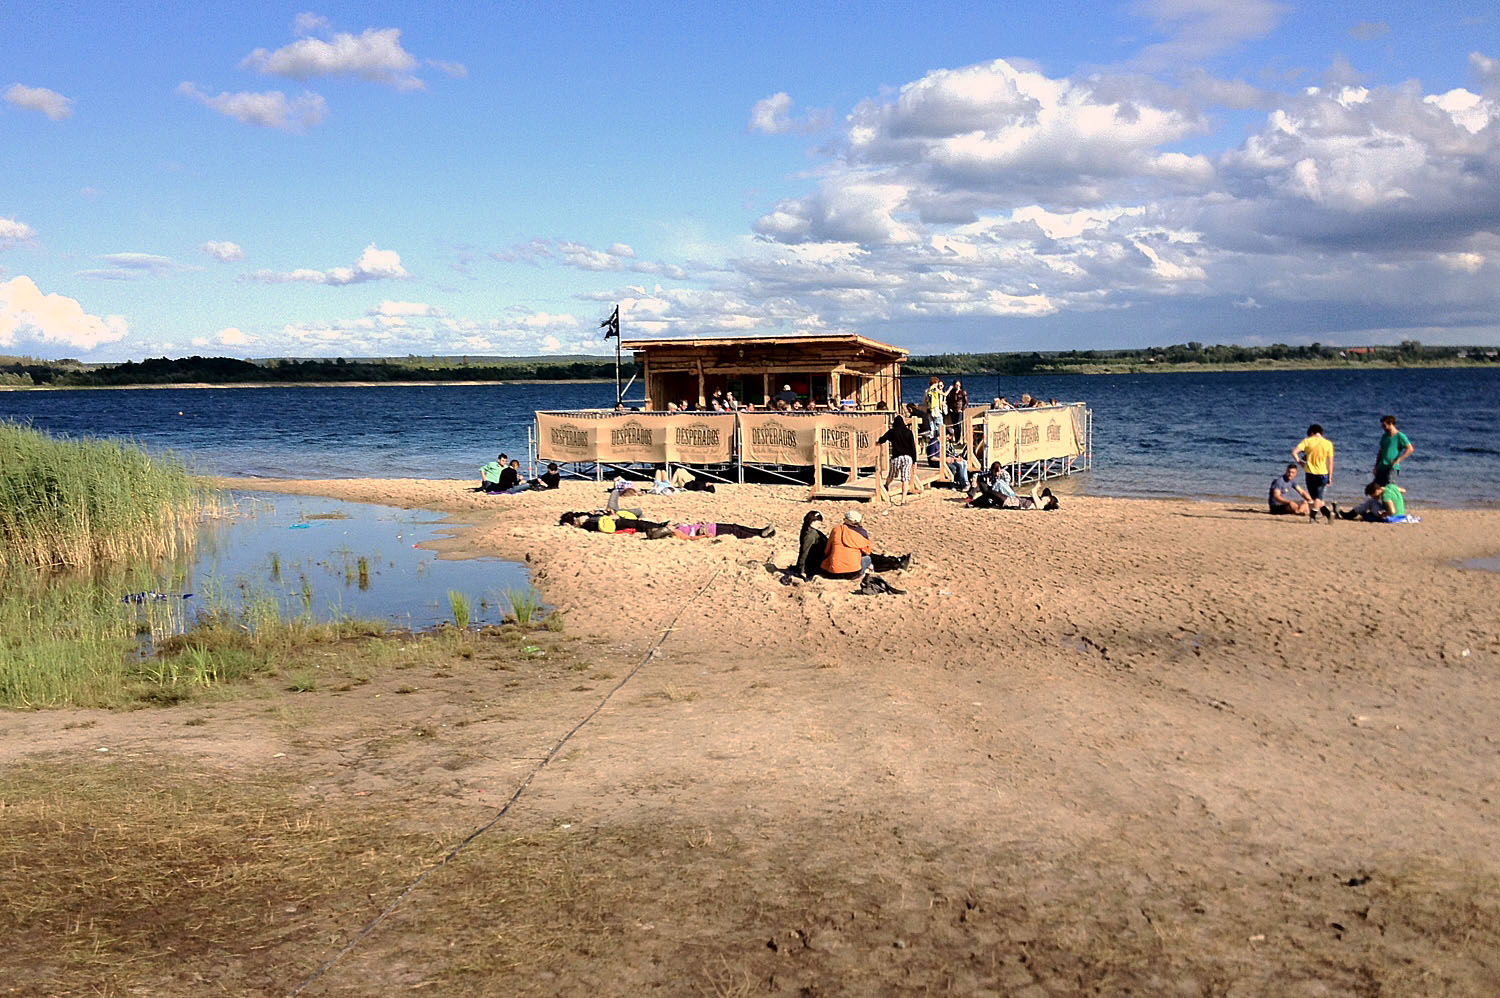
left=1292, top=424, right=1335, bottom=522
left=945, top=379, right=968, bottom=427
left=877, top=413, right=919, bottom=505
left=923, top=377, right=946, bottom=464
left=1373, top=415, right=1414, bottom=486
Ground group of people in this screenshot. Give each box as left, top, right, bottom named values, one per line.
left=478, top=454, right=561, bottom=494
left=663, top=387, right=874, bottom=413
left=1269, top=416, right=1416, bottom=522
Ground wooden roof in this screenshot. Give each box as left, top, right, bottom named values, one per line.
left=621, top=333, right=908, bottom=361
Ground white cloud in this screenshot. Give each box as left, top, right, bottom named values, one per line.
left=192, top=327, right=254, bottom=349
left=1130, top=0, right=1289, bottom=69
left=177, top=82, right=327, bottom=132
left=749, top=92, right=830, bottom=135
left=0, top=218, right=37, bottom=246
left=76, top=252, right=190, bottom=281
left=0, top=276, right=128, bottom=351
left=4, top=83, right=74, bottom=120
left=201, top=241, right=245, bottom=262
left=241, top=23, right=460, bottom=92
left=373, top=300, right=435, bottom=317
left=245, top=243, right=409, bottom=285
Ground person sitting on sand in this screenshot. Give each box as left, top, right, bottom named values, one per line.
left=794, top=510, right=909, bottom=580
left=479, top=453, right=506, bottom=492
left=822, top=509, right=874, bottom=581
left=529, top=462, right=561, bottom=490
left=1380, top=480, right=1407, bottom=518
left=968, top=462, right=1018, bottom=508
left=492, top=458, right=530, bottom=493
left=1269, top=464, right=1312, bottom=516
left=1331, top=483, right=1389, bottom=522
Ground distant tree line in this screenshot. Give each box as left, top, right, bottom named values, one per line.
left=0, top=355, right=635, bottom=387
left=2, top=341, right=1495, bottom=389
left=904, top=340, right=1498, bottom=375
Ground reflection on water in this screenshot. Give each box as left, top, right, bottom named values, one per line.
left=188, top=492, right=532, bottom=630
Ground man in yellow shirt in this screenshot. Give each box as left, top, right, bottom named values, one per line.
left=1292, top=424, right=1335, bottom=523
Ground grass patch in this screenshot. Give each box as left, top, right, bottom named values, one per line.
left=447, top=589, right=471, bottom=629
left=0, top=759, right=449, bottom=995
left=0, top=421, right=217, bottom=572
left=503, top=586, right=544, bottom=627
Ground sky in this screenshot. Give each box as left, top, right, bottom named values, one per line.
left=2, top=1, right=1498, bottom=362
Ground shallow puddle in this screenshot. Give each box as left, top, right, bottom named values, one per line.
left=184, top=492, right=532, bottom=630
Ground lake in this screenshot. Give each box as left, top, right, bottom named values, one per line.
left=2, top=367, right=1496, bottom=507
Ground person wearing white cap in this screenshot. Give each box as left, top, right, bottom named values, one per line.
left=820, top=509, right=874, bottom=579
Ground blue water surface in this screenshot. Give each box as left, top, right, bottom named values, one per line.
left=2, top=367, right=1496, bottom=506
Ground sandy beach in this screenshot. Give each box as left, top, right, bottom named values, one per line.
left=9, top=476, right=1500, bottom=994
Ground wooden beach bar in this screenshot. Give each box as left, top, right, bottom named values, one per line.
left=530, top=331, right=1092, bottom=496
left=623, top=333, right=906, bottom=410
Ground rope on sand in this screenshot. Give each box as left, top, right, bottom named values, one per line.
left=287, top=566, right=724, bottom=997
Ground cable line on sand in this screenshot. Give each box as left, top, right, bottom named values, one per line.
left=287, top=566, right=723, bottom=997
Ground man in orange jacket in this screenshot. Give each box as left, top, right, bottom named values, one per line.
left=821, top=509, right=873, bottom=579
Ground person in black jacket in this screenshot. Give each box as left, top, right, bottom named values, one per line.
left=876, top=414, right=919, bottom=505
left=792, top=510, right=909, bottom=580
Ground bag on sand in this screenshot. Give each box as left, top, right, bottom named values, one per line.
left=853, top=574, right=905, bottom=596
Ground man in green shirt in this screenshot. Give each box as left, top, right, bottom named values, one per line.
left=1381, top=482, right=1406, bottom=517
left=1373, top=415, right=1414, bottom=486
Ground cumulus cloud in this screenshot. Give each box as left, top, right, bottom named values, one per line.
left=0, top=276, right=128, bottom=351
left=490, top=238, right=688, bottom=279
left=0, top=217, right=37, bottom=247
left=244, top=243, right=409, bottom=285
left=240, top=18, right=463, bottom=91
left=4, top=83, right=74, bottom=120
left=177, top=82, right=327, bottom=132
left=201, top=241, right=245, bottom=262
left=191, top=327, right=255, bottom=349
left=710, top=43, right=1500, bottom=346
left=748, top=93, right=830, bottom=135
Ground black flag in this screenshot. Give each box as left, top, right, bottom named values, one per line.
left=600, top=306, right=619, bottom=339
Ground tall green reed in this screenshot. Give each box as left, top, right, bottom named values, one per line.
left=0, top=421, right=218, bottom=572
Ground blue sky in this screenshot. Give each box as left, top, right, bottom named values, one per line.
left=2, top=1, right=1497, bottom=361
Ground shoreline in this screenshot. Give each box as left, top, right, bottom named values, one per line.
left=5, top=359, right=1498, bottom=391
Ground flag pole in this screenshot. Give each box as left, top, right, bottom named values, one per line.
left=614, top=307, right=622, bottom=407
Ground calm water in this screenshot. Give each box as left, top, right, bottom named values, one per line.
left=190, top=492, right=532, bottom=630
left=2, top=367, right=1497, bottom=507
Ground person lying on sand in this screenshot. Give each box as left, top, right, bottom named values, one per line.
left=558, top=509, right=669, bottom=536
left=663, top=521, right=776, bottom=540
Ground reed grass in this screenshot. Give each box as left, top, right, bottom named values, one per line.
left=503, top=586, right=544, bottom=627
left=0, top=421, right=217, bottom=572
left=448, top=589, right=472, bottom=629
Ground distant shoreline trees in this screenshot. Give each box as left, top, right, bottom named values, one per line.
left=1, top=342, right=1495, bottom=389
